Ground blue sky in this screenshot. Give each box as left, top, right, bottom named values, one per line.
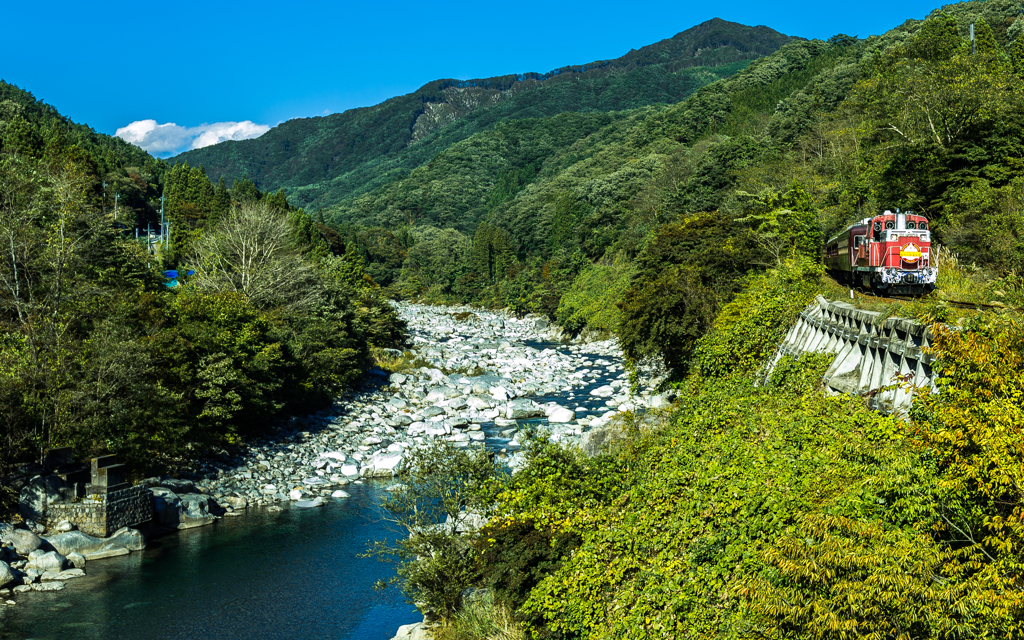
left=4, top=0, right=941, bottom=155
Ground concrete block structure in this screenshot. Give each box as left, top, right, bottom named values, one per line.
left=44, top=455, right=153, bottom=537
left=769, top=296, right=936, bottom=414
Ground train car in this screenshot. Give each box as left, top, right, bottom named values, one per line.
left=823, top=210, right=936, bottom=295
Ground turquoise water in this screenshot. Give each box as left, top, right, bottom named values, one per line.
left=0, top=342, right=624, bottom=640
left=0, top=483, right=418, bottom=640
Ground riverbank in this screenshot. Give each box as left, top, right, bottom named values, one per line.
left=142, top=303, right=663, bottom=512
left=0, top=303, right=665, bottom=637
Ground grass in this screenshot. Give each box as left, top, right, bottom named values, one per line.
left=817, top=246, right=1024, bottom=325
left=433, top=591, right=528, bottom=640
left=371, top=347, right=428, bottom=373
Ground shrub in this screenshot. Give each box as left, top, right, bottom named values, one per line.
left=691, top=256, right=821, bottom=379
left=617, top=264, right=718, bottom=374
left=555, top=261, right=635, bottom=334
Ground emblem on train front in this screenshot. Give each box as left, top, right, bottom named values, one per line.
left=900, top=242, right=922, bottom=262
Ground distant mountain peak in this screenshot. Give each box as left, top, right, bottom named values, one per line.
left=171, top=19, right=799, bottom=211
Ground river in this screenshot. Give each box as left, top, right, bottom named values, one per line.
left=0, top=482, right=418, bottom=640
left=0, top=305, right=658, bottom=640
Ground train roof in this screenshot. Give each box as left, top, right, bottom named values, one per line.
left=826, top=210, right=930, bottom=244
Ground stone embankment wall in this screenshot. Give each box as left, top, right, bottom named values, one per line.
left=46, top=486, right=152, bottom=538
left=770, top=296, right=936, bottom=414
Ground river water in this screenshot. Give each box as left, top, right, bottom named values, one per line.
left=0, top=329, right=637, bottom=640
left=0, top=483, right=418, bottom=640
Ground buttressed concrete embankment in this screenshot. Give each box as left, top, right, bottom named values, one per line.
left=771, top=296, right=936, bottom=414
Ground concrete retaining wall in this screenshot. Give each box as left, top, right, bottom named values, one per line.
left=47, top=485, right=153, bottom=537
left=769, top=296, right=936, bottom=414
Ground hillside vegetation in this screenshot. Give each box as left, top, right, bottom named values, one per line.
left=409, top=260, right=1024, bottom=639
left=324, top=0, right=1024, bottom=378
left=172, top=19, right=797, bottom=210
left=0, top=83, right=404, bottom=480
left=348, top=3, right=1024, bottom=635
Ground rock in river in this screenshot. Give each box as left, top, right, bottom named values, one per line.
left=1, top=529, right=41, bottom=555
left=547, top=406, right=575, bottom=423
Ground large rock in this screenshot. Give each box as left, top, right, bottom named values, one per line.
left=648, top=393, right=673, bottom=409
left=176, top=494, right=218, bottom=529
left=444, top=509, right=489, bottom=534
left=391, top=621, right=434, bottom=640
left=153, top=488, right=217, bottom=529
left=107, top=527, right=145, bottom=552
left=590, top=385, right=615, bottom=397
left=0, top=560, right=14, bottom=588
left=159, top=478, right=196, bottom=494
left=220, top=496, right=247, bottom=510
left=1, top=529, right=42, bottom=555
left=26, top=550, right=67, bottom=573
left=19, top=475, right=64, bottom=522
left=506, top=398, right=545, bottom=419
left=151, top=487, right=182, bottom=526
left=340, top=464, right=360, bottom=477
left=547, top=406, right=575, bottom=423
left=366, top=453, right=404, bottom=477
left=580, top=420, right=629, bottom=457
left=45, top=527, right=145, bottom=557
left=45, top=530, right=107, bottom=556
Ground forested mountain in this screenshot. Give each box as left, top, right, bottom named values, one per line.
left=0, top=81, right=167, bottom=227
left=171, top=19, right=798, bottom=210
left=0, top=82, right=403, bottom=479
left=328, top=0, right=1024, bottom=362
left=349, top=3, right=1024, bottom=637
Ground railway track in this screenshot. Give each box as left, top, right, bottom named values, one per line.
left=860, top=292, right=1012, bottom=311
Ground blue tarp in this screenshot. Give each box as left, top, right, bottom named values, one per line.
left=161, top=269, right=194, bottom=287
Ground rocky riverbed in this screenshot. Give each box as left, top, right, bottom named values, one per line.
left=174, top=303, right=666, bottom=509
left=0, top=303, right=667, bottom=632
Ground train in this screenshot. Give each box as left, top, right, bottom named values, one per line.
left=823, top=210, right=937, bottom=295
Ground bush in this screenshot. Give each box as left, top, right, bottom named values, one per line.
left=555, top=261, right=635, bottom=334
left=691, top=256, right=821, bottom=379
left=368, top=440, right=509, bottom=619
left=617, top=264, right=718, bottom=374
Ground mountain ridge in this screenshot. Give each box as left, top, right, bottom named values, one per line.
left=171, top=18, right=801, bottom=210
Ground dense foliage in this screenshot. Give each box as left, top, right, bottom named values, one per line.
left=0, top=86, right=406, bottom=477
left=383, top=260, right=1024, bottom=638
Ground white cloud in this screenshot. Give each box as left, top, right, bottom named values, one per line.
left=115, top=119, right=270, bottom=156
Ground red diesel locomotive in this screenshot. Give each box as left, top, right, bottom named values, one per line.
left=824, top=210, right=936, bottom=295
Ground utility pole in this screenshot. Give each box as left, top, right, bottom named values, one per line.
left=159, top=193, right=166, bottom=250
left=102, top=181, right=107, bottom=213
left=114, top=193, right=119, bottom=221
left=970, top=23, right=976, bottom=55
